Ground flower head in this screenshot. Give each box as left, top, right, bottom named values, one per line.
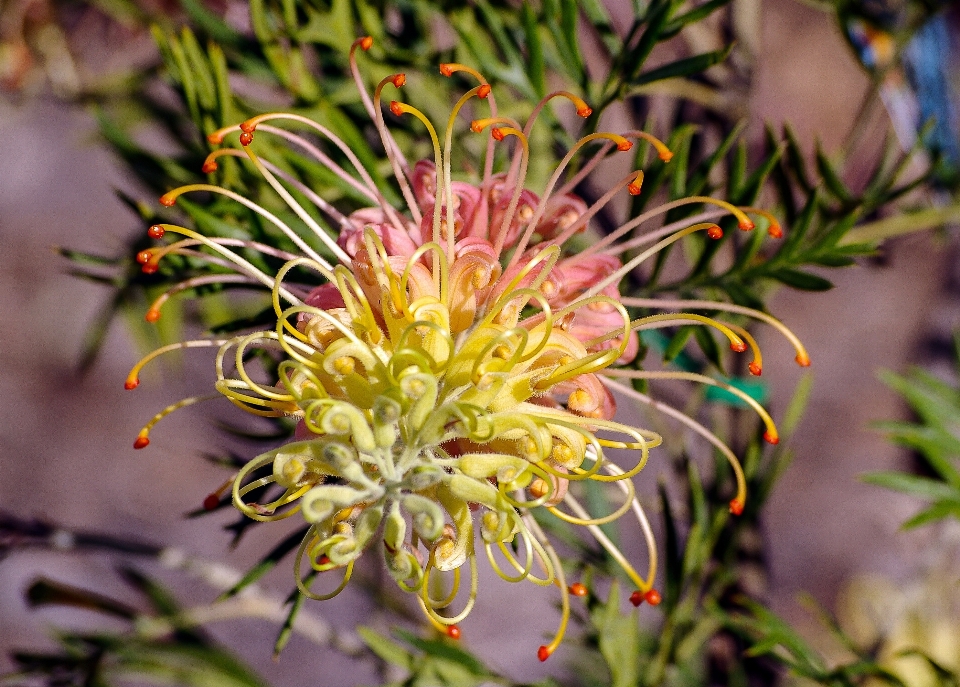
left=126, top=37, right=809, bottom=660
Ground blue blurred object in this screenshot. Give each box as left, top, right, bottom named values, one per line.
left=903, top=14, right=960, bottom=171
left=842, top=5, right=960, bottom=182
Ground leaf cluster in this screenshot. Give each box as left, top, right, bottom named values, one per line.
left=863, top=334, right=960, bottom=528
left=2, top=572, right=268, bottom=687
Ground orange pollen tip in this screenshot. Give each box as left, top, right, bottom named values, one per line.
left=748, top=362, right=762, bottom=376
left=617, top=140, right=633, bottom=152
left=738, top=220, right=755, bottom=231
left=795, top=353, right=811, bottom=367
left=577, top=106, right=593, bottom=118
left=730, top=339, right=747, bottom=353
left=470, top=120, right=483, bottom=133
left=439, top=63, right=454, bottom=77
left=145, top=309, right=161, bottom=323
left=159, top=194, right=176, bottom=207
left=629, top=590, right=644, bottom=607
left=202, top=160, right=218, bottom=174
left=477, top=84, right=491, bottom=99
left=627, top=182, right=642, bottom=196
left=763, top=431, right=780, bottom=445
left=133, top=436, right=150, bottom=449
left=148, top=225, right=165, bottom=239
left=569, top=582, right=588, bottom=597
left=360, top=36, right=373, bottom=51
left=391, top=74, right=406, bottom=87
left=492, top=128, right=505, bottom=141
left=124, top=378, right=140, bottom=390
left=446, top=625, right=461, bottom=640
left=659, top=151, right=674, bottom=162
left=729, top=499, right=744, bottom=516
left=239, top=121, right=256, bottom=133
left=206, top=132, right=224, bottom=144
left=768, top=224, right=783, bottom=239
left=142, top=263, right=159, bottom=275
left=203, top=493, right=219, bottom=511
left=537, top=646, right=552, bottom=662
left=136, top=250, right=152, bottom=264
left=390, top=101, right=404, bottom=117
left=644, top=589, right=662, bottom=606
left=706, top=225, right=723, bottom=240
left=239, top=132, right=253, bottom=146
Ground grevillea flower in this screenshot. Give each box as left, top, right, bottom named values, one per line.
left=126, top=37, right=810, bottom=661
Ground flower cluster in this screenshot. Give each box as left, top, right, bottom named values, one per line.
left=126, top=37, right=809, bottom=660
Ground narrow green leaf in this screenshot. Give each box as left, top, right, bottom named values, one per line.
left=220, top=526, right=310, bottom=599
left=633, top=45, right=732, bottom=88
left=782, top=372, right=813, bottom=437
left=769, top=268, right=833, bottom=291
left=694, top=324, right=723, bottom=370
left=663, top=0, right=732, bottom=34
left=861, top=471, right=960, bottom=501
left=26, top=578, right=136, bottom=619
left=596, top=582, right=640, bottom=687
left=520, top=3, right=546, bottom=98
left=393, top=628, right=488, bottom=677
left=815, top=143, right=853, bottom=204
left=664, top=325, right=695, bottom=362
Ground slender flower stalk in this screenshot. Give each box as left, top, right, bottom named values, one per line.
left=125, top=37, right=808, bottom=661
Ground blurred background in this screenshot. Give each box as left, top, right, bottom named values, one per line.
left=1, top=0, right=958, bottom=684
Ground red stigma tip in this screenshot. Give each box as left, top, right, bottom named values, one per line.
left=492, top=127, right=505, bottom=141
left=629, top=590, right=643, bottom=607
left=124, top=378, right=140, bottom=390
left=537, top=646, right=552, bottom=662
left=239, top=121, right=256, bottom=133
left=477, top=84, right=491, bottom=99
left=203, top=493, right=219, bottom=511
left=202, top=160, right=218, bottom=174
left=439, top=63, right=454, bottom=77
left=644, top=589, right=662, bottom=606
left=768, top=224, right=783, bottom=239
left=446, top=625, right=461, bottom=640
left=239, top=132, right=253, bottom=146
left=133, top=436, right=150, bottom=449
left=318, top=555, right=331, bottom=566
left=142, top=263, right=159, bottom=275
left=730, top=340, right=747, bottom=353
left=569, top=582, right=588, bottom=597
left=748, top=362, right=762, bottom=376
left=136, top=250, right=152, bottom=264
left=795, top=353, right=811, bottom=367
left=706, top=225, right=723, bottom=240
left=577, top=106, right=593, bottom=118
left=617, top=140, right=633, bottom=152
left=390, top=101, right=403, bottom=117
left=738, top=220, right=755, bottom=231
left=206, top=132, right=224, bottom=144
left=360, top=36, right=373, bottom=51
left=159, top=194, right=176, bottom=207
left=391, top=73, right=406, bottom=88
left=729, top=499, right=744, bottom=516
left=627, top=183, right=642, bottom=196
left=148, top=225, right=165, bottom=238
left=763, top=431, right=779, bottom=445
left=145, top=309, right=161, bottom=323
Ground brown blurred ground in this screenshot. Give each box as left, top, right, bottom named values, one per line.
left=0, top=0, right=953, bottom=683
